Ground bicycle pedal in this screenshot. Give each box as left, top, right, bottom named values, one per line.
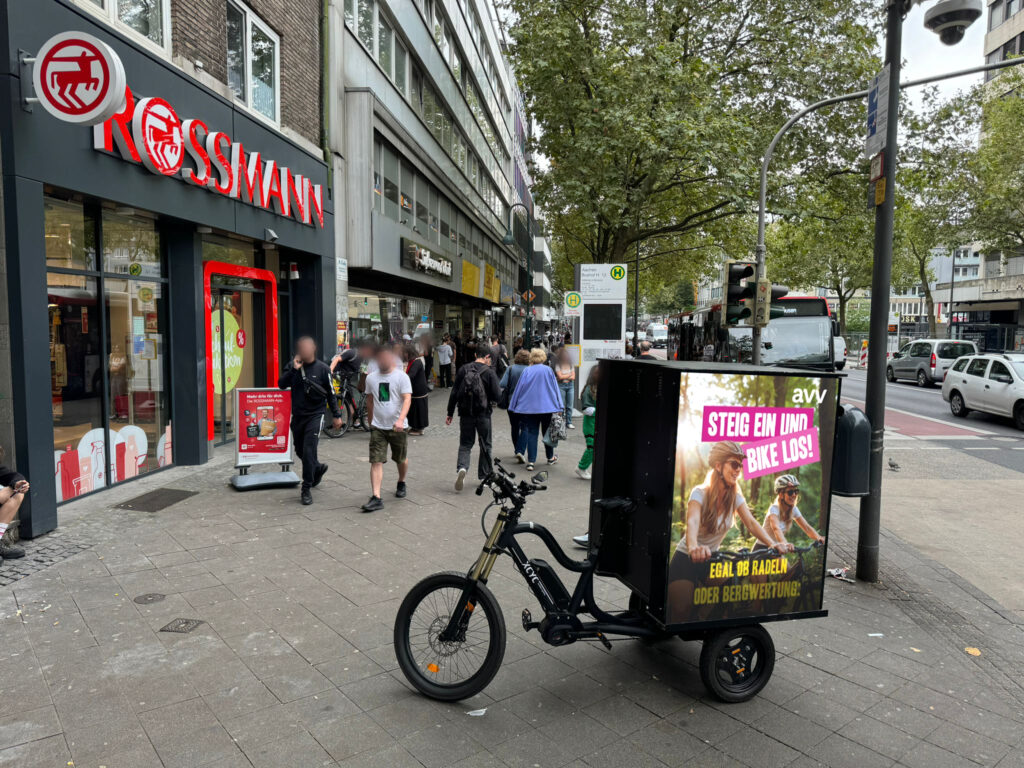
left=596, top=632, right=612, bottom=650
left=521, top=609, right=539, bottom=632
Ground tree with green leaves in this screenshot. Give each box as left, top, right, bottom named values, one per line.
left=506, top=0, right=881, bottom=283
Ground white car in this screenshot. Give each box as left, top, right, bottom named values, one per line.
left=942, top=353, right=1024, bottom=430
left=832, top=336, right=847, bottom=370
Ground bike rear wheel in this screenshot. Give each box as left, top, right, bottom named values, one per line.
left=699, top=624, right=775, bottom=703
left=394, top=571, right=506, bottom=702
left=323, top=399, right=355, bottom=439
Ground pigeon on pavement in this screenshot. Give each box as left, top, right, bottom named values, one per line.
left=888, top=457, right=900, bottom=471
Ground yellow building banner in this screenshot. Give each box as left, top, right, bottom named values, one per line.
left=483, top=264, right=496, bottom=302
left=461, top=261, right=480, bottom=297
left=490, top=278, right=502, bottom=304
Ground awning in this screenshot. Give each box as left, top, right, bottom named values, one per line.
left=951, top=299, right=1023, bottom=312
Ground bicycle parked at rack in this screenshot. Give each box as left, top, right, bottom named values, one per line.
left=393, top=459, right=780, bottom=704
left=323, top=373, right=367, bottom=438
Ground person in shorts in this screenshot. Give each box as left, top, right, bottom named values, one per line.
left=362, top=346, right=412, bottom=512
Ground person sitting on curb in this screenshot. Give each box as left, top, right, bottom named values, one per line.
left=0, top=449, right=29, bottom=564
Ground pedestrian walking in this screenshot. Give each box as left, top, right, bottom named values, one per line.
left=436, top=335, right=454, bottom=388
left=362, top=346, right=412, bottom=512
left=447, top=348, right=502, bottom=491
left=405, top=343, right=430, bottom=435
left=638, top=340, right=657, bottom=360
left=499, top=348, right=531, bottom=462
left=489, top=335, right=509, bottom=378
left=278, top=336, right=343, bottom=505
left=554, top=347, right=576, bottom=429
left=421, top=335, right=435, bottom=390
left=508, top=348, right=563, bottom=471
left=575, top=365, right=600, bottom=481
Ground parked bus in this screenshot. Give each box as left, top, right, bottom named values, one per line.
left=668, top=297, right=836, bottom=372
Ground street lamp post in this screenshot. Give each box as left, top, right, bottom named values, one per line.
left=753, top=40, right=1023, bottom=581
left=504, top=203, right=532, bottom=341
left=633, top=240, right=640, bottom=356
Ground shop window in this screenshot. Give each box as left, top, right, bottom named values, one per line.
left=46, top=197, right=172, bottom=503
left=80, top=0, right=169, bottom=50
left=45, top=198, right=97, bottom=271
left=226, top=1, right=280, bottom=122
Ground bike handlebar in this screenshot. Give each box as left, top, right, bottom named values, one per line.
left=708, top=539, right=823, bottom=561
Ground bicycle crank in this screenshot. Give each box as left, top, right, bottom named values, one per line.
left=521, top=609, right=539, bottom=632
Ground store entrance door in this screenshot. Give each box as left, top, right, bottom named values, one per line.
left=211, top=285, right=263, bottom=445
left=204, top=262, right=280, bottom=445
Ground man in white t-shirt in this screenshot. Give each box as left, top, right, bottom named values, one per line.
left=362, top=347, right=412, bottom=512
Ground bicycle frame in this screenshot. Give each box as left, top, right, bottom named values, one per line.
left=442, top=496, right=659, bottom=644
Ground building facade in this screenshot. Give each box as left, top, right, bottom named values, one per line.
left=331, top=0, right=526, bottom=350
left=1, top=0, right=334, bottom=536
left=984, top=0, right=1024, bottom=80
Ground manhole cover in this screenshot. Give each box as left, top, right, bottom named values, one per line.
left=133, top=593, right=166, bottom=605
left=160, top=618, right=205, bottom=634
left=117, top=488, right=198, bottom=512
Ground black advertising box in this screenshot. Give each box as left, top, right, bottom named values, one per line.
left=588, top=359, right=840, bottom=631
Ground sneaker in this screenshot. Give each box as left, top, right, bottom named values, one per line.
left=0, top=540, right=25, bottom=559
left=568, top=423, right=576, bottom=429
left=525, top=463, right=535, bottom=471
left=515, top=453, right=526, bottom=464
left=313, top=463, right=328, bottom=487
left=575, top=467, right=592, bottom=480
left=572, top=533, right=589, bottom=548
left=361, top=496, right=384, bottom=512
left=301, top=488, right=313, bottom=506
left=395, top=481, right=407, bottom=498
left=547, top=456, right=558, bottom=465
left=455, top=467, right=467, bottom=491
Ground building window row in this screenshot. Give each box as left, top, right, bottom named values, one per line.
left=420, top=0, right=511, bottom=171
left=226, top=1, right=280, bottom=121
left=373, top=137, right=516, bottom=287
left=990, top=0, right=1020, bottom=31
left=409, top=69, right=508, bottom=224
left=345, top=0, right=411, bottom=96
left=985, top=32, right=1024, bottom=79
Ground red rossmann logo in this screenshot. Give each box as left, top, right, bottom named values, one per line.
left=94, top=86, right=324, bottom=228
left=33, top=32, right=126, bottom=126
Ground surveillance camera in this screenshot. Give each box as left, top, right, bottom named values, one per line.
left=923, top=0, right=982, bottom=46
left=264, top=228, right=279, bottom=243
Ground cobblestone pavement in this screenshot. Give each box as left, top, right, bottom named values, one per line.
left=2, top=391, right=1023, bottom=767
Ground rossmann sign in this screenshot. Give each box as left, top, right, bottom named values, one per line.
left=31, top=31, right=323, bottom=228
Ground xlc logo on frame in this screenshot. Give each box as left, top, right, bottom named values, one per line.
left=32, top=31, right=126, bottom=125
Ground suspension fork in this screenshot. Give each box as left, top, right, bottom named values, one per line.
left=439, top=507, right=510, bottom=641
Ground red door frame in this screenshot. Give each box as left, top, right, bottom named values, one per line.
left=204, top=261, right=279, bottom=441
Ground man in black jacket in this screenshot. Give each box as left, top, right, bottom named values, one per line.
left=0, top=452, right=28, bottom=564
left=446, top=349, right=503, bottom=492
left=279, top=337, right=343, bottom=505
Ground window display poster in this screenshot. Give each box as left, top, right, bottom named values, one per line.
left=666, top=373, right=836, bottom=625
left=236, top=389, right=293, bottom=467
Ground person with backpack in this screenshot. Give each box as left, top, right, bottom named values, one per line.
left=508, top=348, right=564, bottom=471
left=447, top=348, right=503, bottom=491
left=489, top=335, right=509, bottom=378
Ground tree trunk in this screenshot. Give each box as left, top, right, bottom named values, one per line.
left=918, top=259, right=937, bottom=337
left=838, top=295, right=848, bottom=337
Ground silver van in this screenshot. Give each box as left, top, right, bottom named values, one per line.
left=886, top=338, right=979, bottom=387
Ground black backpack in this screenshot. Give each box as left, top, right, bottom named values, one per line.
left=459, top=365, right=490, bottom=415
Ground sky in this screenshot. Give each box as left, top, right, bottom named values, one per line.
left=898, top=2, right=988, bottom=106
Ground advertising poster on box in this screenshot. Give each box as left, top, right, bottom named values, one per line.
left=666, top=372, right=837, bottom=624
left=235, top=389, right=293, bottom=466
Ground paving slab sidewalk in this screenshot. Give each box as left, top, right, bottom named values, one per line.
left=1, top=392, right=1022, bottom=768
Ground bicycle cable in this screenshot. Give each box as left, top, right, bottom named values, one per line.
left=480, top=500, right=497, bottom=537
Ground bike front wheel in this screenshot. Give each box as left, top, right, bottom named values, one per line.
left=394, top=571, right=506, bottom=702
left=323, top=399, right=355, bottom=439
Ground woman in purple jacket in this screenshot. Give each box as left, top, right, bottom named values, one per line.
left=508, top=348, right=563, bottom=470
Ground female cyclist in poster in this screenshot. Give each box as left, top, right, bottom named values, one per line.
left=757, top=475, right=825, bottom=551
left=667, top=440, right=778, bottom=622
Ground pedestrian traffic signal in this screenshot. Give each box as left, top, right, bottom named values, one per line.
left=754, top=279, right=790, bottom=327
left=722, top=260, right=756, bottom=325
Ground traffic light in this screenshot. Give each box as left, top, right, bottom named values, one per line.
left=753, top=278, right=790, bottom=327
left=722, top=260, right=756, bottom=325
